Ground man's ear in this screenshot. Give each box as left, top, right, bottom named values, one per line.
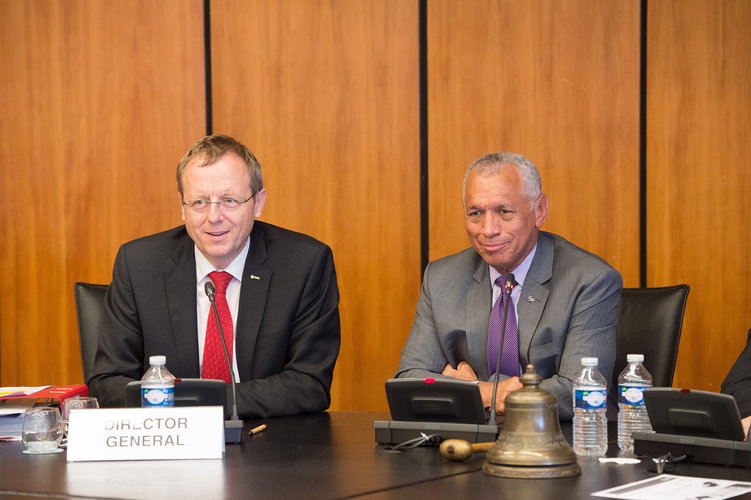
left=179, top=192, right=186, bottom=222
left=253, top=189, right=266, bottom=218
left=534, top=193, right=549, bottom=229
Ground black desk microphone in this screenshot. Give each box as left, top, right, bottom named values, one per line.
left=205, top=281, right=243, bottom=443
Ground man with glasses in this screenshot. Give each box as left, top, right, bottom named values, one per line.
left=88, top=134, right=341, bottom=418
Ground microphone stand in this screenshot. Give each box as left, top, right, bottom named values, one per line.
left=488, top=274, right=515, bottom=428
left=205, top=282, right=243, bottom=444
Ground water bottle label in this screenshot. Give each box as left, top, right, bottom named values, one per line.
left=142, top=387, right=175, bottom=407
left=574, top=388, right=607, bottom=409
left=618, top=385, right=649, bottom=406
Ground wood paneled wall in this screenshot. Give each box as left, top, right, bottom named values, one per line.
left=210, top=0, right=421, bottom=411
left=1, top=0, right=749, bottom=412
left=0, top=0, right=205, bottom=385
left=647, top=0, right=751, bottom=391
left=428, top=0, right=641, bottom=285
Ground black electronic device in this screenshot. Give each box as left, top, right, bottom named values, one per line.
left=634, top=387, right=750, bottom=468
left=375, top=378, right=496, bottom=445
left=126, top=378, right=227, bottom=417
left=633, top=431, right=751, bottom=468
left=128, top=378, right=242, bottom=444
left=373, top=419, right=498, bottom=446
left=643, top=387, right=746, bottom=441
left=385, top=378, right=486, bottom=424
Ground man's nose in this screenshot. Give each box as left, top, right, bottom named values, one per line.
left=482, top=212, right=502, bottom=235
left=206, top=202, right=225, bottom=221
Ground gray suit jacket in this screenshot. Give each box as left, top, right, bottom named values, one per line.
left=395, top=231, right=622, bottom=419
left=722, top=329, right=751, bottom=418
left=88, top=221, right=341, bottom=418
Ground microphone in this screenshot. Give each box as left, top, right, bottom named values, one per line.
left=204, top=281, right=243, bottom=443
left=488, top=273, right=515, bottom=428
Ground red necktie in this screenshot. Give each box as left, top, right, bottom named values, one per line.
left=201, top=271, right=234, bottom=383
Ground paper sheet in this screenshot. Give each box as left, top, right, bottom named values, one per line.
left=593, top=474, right=751, bottom=500
left=0, top=386, right=52, bottom=397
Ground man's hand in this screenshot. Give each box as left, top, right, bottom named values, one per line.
left=478, top=378, right=523, bottom=414
left=442, top=361, right=479, bottom=381
left=442, top=362, right=523, bottom=414
left=743, top=416, right=750, bottom=440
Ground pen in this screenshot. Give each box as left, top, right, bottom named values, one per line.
left=248, top=424, right=267, bottom=436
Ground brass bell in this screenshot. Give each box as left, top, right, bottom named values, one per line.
left=483, top=364, right=581, bottom=478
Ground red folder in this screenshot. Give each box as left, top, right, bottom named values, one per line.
left=0, top=384, right=88, bottom=404
left=29, top=384, right=89, bottom=403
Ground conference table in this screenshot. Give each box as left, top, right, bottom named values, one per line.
left=0, top=412, right=749, bottom=499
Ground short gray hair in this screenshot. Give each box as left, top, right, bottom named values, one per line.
left=462, top=152, right=542, bottom=206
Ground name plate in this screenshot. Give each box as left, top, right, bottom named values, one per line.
left=66, top=406, right=224, bottom=462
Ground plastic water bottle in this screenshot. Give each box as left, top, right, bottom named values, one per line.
left=617, top=354, right=653, bottom=452
left=573, top=357, right=608, bottom=456
left=141, top=355, right=175, bottom=407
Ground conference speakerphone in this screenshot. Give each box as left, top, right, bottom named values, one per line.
left=373, top=420, right=498, bottom=446
left=374, top=378, right=498, bottom=445
left=634, top=387, right=751, bottom=468
left=633, top=431, right=751, bottom=468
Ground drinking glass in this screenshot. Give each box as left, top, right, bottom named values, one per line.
left=21, top=407, right=63, bottom=454
left=62, top=396, right=99, bottom=442
left=63, top=396, right=99, bottom=421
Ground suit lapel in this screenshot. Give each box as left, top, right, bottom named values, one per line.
left=467, top=257, right=492, bottom=379
left=517, top=232, right=553, bottom=363
left=235, top=225, right=271, bottom=380
left=164, top=236, right=200, bottom=377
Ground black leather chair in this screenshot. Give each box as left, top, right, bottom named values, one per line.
left=605, top=284, right=689, bottom=420
left=73, top=282, right=108, bottom=381
left=612, top=285, right=690, bottom=390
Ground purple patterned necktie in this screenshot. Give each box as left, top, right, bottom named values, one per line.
left=487, top=275, right=520, bottom=377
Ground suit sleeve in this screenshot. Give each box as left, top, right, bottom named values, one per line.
left=537, top=266, right=622, bottom=420
left=87, top=245, right=145, bottom=407
left=721, top=329, right=751, bottom=418
left=234, top=244, right=341, bottom=418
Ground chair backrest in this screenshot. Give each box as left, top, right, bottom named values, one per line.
left=612, top=285, right=690, bottom=391
left=73, top=282, right=108, bottom=382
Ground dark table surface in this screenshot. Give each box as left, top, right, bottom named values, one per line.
left=0, top=412, right=749, bottom=499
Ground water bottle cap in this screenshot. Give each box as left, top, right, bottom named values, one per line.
left=626, top=354, right=644, bottom=362
left=149, top=355, right=166, bottom=365
left=581, top=356, right=598, bottom=366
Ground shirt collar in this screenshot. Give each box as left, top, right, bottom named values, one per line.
left=489, top=243, right=537, bottom=288
left=194, top=237, right=251, bottom=283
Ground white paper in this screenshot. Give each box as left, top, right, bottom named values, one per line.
left=593, top=474, right=751, bottom=500
left=0, top=386, right=52, bottom=397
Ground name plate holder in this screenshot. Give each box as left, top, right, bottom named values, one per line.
left=66, top=406, right=225, bottom=462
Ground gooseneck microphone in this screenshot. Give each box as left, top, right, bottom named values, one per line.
left=488, top=273, right=515, bottom=428
left=205, top=281, right=243, bottom=443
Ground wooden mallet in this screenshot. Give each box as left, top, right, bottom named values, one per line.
left=439, top=439, right=494, bottom=461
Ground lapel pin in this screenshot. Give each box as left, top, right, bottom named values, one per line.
left=527, top=296, right=537, bottom=303
left=250, top=275, right=261, bottom=280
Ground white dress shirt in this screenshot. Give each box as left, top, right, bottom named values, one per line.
left=194, top=237, right=250, bottom=382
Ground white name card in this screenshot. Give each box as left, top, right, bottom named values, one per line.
left=66, top=406, right=224, bottom=462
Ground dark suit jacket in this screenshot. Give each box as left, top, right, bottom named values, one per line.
left=396, top=231, right=622, bottom=419
left=722, top=329, right=751, bottom=418
left=87, top=221, right=341, bottom=418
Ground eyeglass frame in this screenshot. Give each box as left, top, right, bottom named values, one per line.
left=181, top=193, right=257, bottom=212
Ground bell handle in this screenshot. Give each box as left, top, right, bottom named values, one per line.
left=439, top=439, right=495, bottom=461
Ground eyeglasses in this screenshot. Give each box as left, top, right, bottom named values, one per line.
left=182, top=194, right=255, bottom=212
